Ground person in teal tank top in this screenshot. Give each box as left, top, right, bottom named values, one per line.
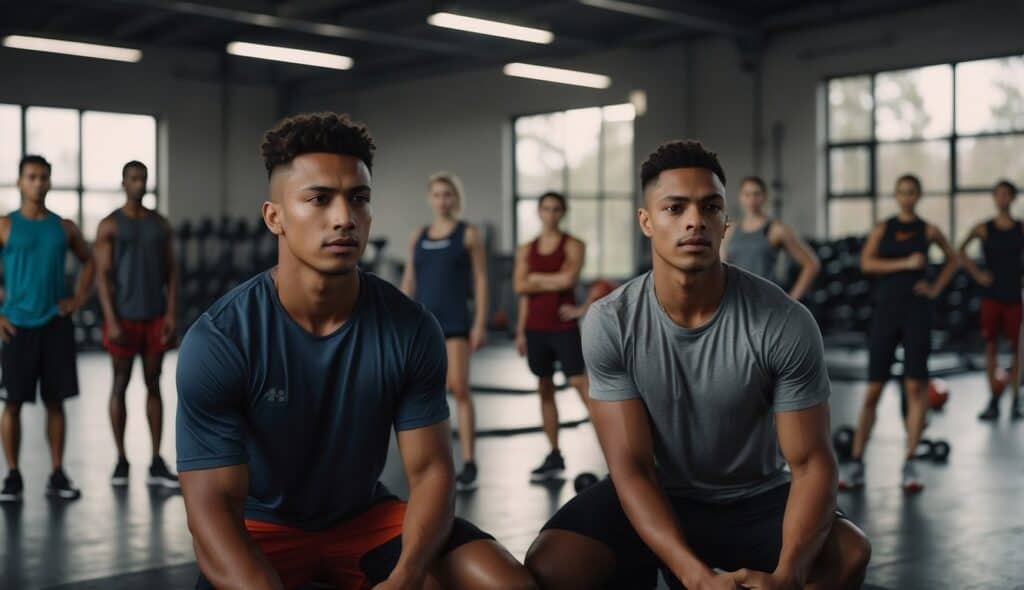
left=0, top=155, right=95, bottom=504
left=94, top=160, right=180, bottom=490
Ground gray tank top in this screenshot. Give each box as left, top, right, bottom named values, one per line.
left=727, top=220, right=779, bottom=282
left=113, top=209, right=168, bottom=320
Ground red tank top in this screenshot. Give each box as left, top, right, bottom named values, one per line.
left=526, top=234, right=577, bottom=331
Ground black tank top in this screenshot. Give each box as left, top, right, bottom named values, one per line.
left=874, top=216, right=928, bottom=303
left=982, top=219, right=1024, bottom=302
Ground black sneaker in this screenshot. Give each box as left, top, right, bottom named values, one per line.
left=978, top=402, right=999, bottom=421
left=0, top=470, right=23, bottom=503
left=46, top=469, right=82, bottom=500
left=530, top=450, right=565, bottom=483
left=111, top=457, right=130, bottom=487
left=147, top=457, right=180, bottom=489
left=1011, top=402, right=1023, bottom=421
left=456, top=461, right=478, bottom=492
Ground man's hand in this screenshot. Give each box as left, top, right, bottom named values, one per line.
left=161, top=314, right=177, bottom=346
left=371, top=564, right=427, bottom=589
left=0, top=315, right=16, bottom=343
left=904, top=252, right=926, bottom=271
left=469, top=323, right=486, bottom=352
left=58, top=296, right=84, bottom=317
left=975, top=270, right=994, bottom=287
left=729, top=568, right=798, bottom=590
left=912, top=280, right=938, bottom=299
left=687, top=572, right=742, bottom=590
left=515, top=331, right=527, bottom=357
left=106, top=318, right=124, bottom=344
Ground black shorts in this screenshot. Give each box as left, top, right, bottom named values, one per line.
left=542, top=478, right=848, bottom=589
left=525, top=327, right=585, bottom=378
left=868, top=301, right=932, bottom=382
left=0, top=315, right=79, bottom=404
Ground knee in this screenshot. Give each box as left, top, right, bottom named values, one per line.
left=490, top=567, right=539, bottom=590
left=524, top=534, right=565, bottom=589
left=143, top=374, right=162, bottom=394
left=449, top=381, right=471, bottom=402
left=838, top=523, right=872, bottom=583
left=568, top=375, right=588, bottom=391
left=43, top=401, right=64, bottom=415
left=2, top=403, right=21, bottom=417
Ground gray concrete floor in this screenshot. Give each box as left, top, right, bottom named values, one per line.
left=2, top=345, right=1023, bottom=589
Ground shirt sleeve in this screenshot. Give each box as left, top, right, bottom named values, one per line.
left=582, top=304, right=637, bottom=401
left=394, top=311, right=450, bottom=431
left=175, top=315, right=250, bottom=472
left=767, top=303, right=831, bottom=412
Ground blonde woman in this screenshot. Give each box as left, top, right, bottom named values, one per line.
left=401, top=172, right=488, bottom=491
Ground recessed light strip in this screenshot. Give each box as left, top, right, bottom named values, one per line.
left=226, top=41, right=353, bottom=70
left=2, top=35, right=141, bottom=63
left=503, top=62, right=611, bottom=89
left=428, top=12, right=554, bottom=44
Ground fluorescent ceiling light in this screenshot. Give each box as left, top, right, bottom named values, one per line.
left=427, top=12, right=553, bottom=44
left=2, top=35, right=141, bottom=63
left=226, top=41, right=352, bottom=70
left=503, top=63, right=611, bottom=89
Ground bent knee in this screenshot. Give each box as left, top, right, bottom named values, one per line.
left=837, top=520, right=872, bottom=580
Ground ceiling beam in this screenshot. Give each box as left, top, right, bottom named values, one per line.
left=113, top=10, right=178, bottom=39
left=578, top=0, right=752, bottom=37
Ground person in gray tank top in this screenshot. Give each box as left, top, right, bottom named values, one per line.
left=722, top=176, right=820, bottom=301
left=94, top=161, right=179, bottom=489
left=526, top=141, right=869, bottom=589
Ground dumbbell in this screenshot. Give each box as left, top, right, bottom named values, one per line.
left=914, top=438, right=951, bottom=462
left=573, top=472, right=599, bottom=494
left=832, top=426, right=855, bottom=462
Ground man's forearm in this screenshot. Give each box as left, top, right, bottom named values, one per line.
left=616, top=470, right=712, bottom=587
left=74, top=261, right=96, bottom=304
left=190, top=508, right=282, bottom=590
left=96, top=272, right=119, bottom=323
left=774, top=461, right=836, bottom=585
left=932, top=259, right=960, bottom=293
left=165, top=271, right=178, bottom=317
left=393, top=467, right=454, bottom=579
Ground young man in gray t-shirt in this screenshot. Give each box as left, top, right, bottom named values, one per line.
left=525, top=141, right=871, bottom=590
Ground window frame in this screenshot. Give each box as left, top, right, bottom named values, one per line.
left=0, top=102, right=160, bottom=239
left=824, top=53, right=1024, bottom=241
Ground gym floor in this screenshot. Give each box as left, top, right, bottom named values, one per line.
left=2, top=343, right=1023, bottom=589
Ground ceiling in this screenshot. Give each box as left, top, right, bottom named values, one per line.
left=2, top=0, right=951, bottom=92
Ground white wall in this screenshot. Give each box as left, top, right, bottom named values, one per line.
left=0, top=44, right=278, bottom=226
left=294, top=0, right=1024, bottom=261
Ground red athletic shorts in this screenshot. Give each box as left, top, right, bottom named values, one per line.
left=980, top=298, right=1022, bottom=344
left=102, top=317, right=173, bottom=357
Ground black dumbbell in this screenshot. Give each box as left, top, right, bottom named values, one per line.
left=573, top=472, right=599, bottom=494
left=832, top=426, right=855, bottom=462
left=914, top=438, right=951, bottom=462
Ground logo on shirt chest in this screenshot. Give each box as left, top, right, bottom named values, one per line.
left=262, top=388, right=288, bottom=403
left=894, top=230, right=918, bottom=241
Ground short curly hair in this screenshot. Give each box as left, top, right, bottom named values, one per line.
left=640, top=140, right=726, bottom=191
left=261, top=112, right=375, bottom=178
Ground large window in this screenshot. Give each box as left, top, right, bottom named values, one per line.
left=0, top=104, right=157, bottom=240
left=513, top=103, right=636, bottom=280
left=826, top=55, right=1024, bottom=253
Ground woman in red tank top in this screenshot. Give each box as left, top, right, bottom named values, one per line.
left=513, top=192, right=594, bottom=482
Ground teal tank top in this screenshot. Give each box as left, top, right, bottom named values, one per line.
left=1, top=211, right=68, bottom=327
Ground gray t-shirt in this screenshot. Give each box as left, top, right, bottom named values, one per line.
left=583, top=264, right=829, bottom=504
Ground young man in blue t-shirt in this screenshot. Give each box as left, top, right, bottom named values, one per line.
left=176, top=113, right=535, bottom=590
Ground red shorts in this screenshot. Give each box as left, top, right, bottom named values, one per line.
left=246, top=500, right=405, bottom=590
left=102, top=317, right=173, bottom=357
left=980, top=299, right=1022, bottom=344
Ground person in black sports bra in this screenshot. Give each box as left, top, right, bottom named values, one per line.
left=959, top=180, right=1024, bottom=421
left=839, top=174, right=959, bottom=494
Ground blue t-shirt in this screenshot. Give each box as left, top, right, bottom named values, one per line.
left=175, top=270, right=449, bottom=531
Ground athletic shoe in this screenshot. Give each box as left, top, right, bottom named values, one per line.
left=455, top=461, right=478, bottom=492
left=530, top=450, right=565, bottom=483
left=1011, top=402, right=1023, bottom=421
left=0, top=470, right=23, bottom=503
left=111, top=457, right=130, bottom=487
left=978, top=402, right=999, bottom=421
left=147, top=457, right=180, bottom=489
left=837, top=459, right=865, bottom=490
left=46, top=469, right=82, bottom=500
left=901, top=460, right=924, bottom=493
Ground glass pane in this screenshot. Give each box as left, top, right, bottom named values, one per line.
left=601, top=199, right=635, bottom=278
left=828, top=76, right=872, bottom=142
left=515, top=113, right=565, bottom=197
left=829, top=198, right=872, bottom=238
left=82, top=111, right=157, bottom=190
left=0, top=104, right=21, bottom=185
left=26, top=107, right=79, bottom=187
left=83, top=191, right=124, bottom=241
left=956, top=55, right=1024, bottom=134
left=143, top=193, right=157, bottom=209
left=829, top=147, right=869, bottom=194
left=516, top=199, right=540, bottom=246
left=875, top=65, right=953, bottom=140
left=876, top=141, right=950, bottom=193
left=564, top=107, right=600, bottom=196
left=0, top=187, right=19, bottom=214
left=602, top=107, right=634, bottom=194
left=565, top=199, right=599, bottom=280
left=956, top=135, right=1024, bottom=189
left=47, top=190, right=79, bottom=222
left=954, top=193, right=998, bottom=259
